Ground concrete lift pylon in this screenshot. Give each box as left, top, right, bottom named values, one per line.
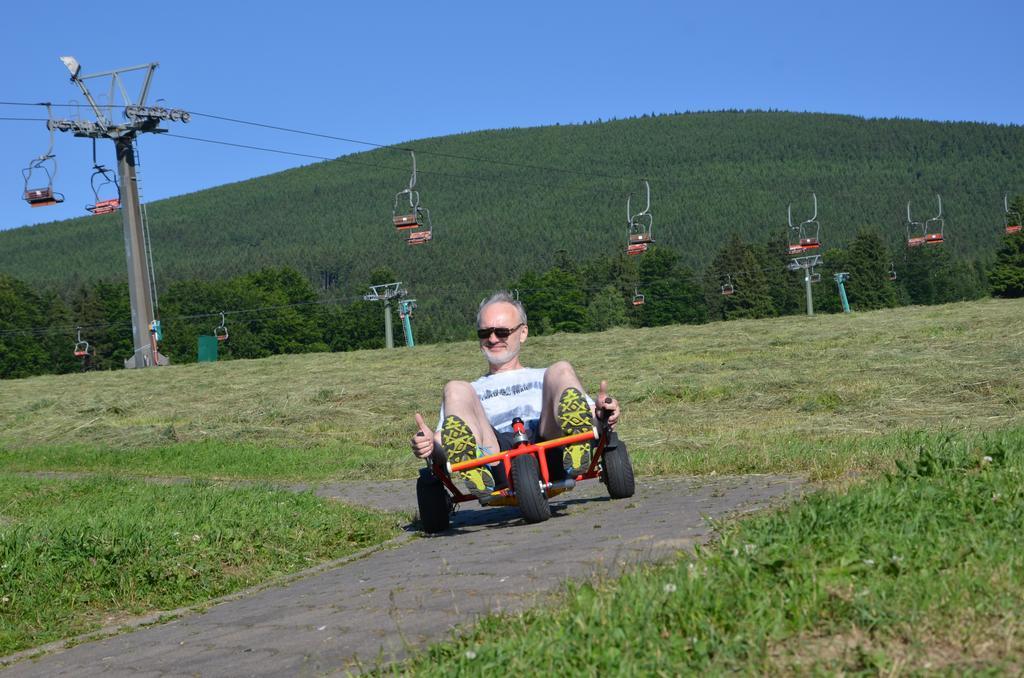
left=363, top=283, right=407, bottom=349
left=50, top=56, right=190, bottom=368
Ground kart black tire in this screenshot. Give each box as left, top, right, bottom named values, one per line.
left=512, top=454, right=551, bottom=523
left=416, top=468, right=451, bottom=534
left=602, top=435, right=635, bottom=499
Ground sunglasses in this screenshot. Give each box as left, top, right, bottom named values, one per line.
left=477, top=323, right=524, bottom=340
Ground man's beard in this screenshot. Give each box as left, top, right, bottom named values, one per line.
left=482, top=344, right=519, bottom=367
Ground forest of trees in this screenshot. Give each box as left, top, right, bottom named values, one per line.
left=1, top=110, right=1022, bottom=339
left=3, top=206, right=1022, bottom=379
left=3, top=112, right=1022, bottom=378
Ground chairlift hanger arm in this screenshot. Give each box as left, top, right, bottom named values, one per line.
left=637, top=179, right=651, bottom=217
left=61, top=58, right=159, bottom=127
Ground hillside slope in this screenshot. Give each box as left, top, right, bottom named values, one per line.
left=2, top=111, right=1022, bottom=314
left=2, top=297, right=1021, bottom=480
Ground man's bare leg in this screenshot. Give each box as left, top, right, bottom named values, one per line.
left=538, top=361, right=595, bottom=474
left=538, top=361, right=588, bottom=438
left=439, top=381, right=500, bottom=496
left=440, top=381, right=500, bottom=453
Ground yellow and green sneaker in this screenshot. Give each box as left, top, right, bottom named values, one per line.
left=440, top=415, right=495, bottom=498
left=557, top=387, right=595, bottom=475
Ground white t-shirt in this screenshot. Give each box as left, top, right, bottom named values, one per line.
left=438, top=367, right=548, bottom=437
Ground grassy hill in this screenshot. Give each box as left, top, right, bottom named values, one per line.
left=2, top=297, right=1022, bottom=668
left=2, top=297, right=1021, bottom=481
left=1, top=111, right=1022, bottom=324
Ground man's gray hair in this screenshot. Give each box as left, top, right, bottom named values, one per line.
left=477, top=291, right=527, bottom=327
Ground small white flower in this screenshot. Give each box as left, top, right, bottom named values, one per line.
left=731, top=548, right=739, bottom=557
left=744, top=544, right=757, bottom=555
left=890, top=555, right=903, bottom=564
left=993, top=493, right=1002, bottom=502
left=982, top=456, right=993, bottom=464
left=664, top=583, right=677, bottom=593
left=191, top=534, right=201, bottom=542
left=171, top=532, right=180, bottom=538
left=1, top=596, right=9, bottom=603
left=465, top=650, right=477, bottom=660
left=863, top=559, right=875, bottom=566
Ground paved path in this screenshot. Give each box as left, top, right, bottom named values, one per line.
left=2, top=474, right=804, bottom=676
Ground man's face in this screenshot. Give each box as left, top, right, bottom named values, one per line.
left=478, top=302, right=527, bottom=368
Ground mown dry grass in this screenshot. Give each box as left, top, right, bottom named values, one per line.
left=1, top=298, right=1021, bottom=479
left=767, top=618, right=1023, bottom=675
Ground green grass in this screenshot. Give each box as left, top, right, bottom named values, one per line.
left=0, top=440, right=409, bottom=482
left=2, top=298, right=1023, bottom=481
left=0, top=428, right=1014, bottom=488
left=400, top=430, right=1024, bottom=675
left=0, top=476, right=401, bottom=655
left=1, top=298, right=1022, bottom=662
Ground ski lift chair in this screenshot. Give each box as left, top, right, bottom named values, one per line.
left=624, top=182, right=654, bottom=254
left=22, top=105, right=64, bottom=207
left=1004, top=195, right=1021, bottom=235
left=787, top=195, right=820, bottom=254
left=923, top=195, right=945, bottom=245
left=86, top=164, right=120, bottom=215
left=22, top=159, right=64, bottom=207
left=906, top=201, right=927, bottom=247
left=393, top=210, right=421, bottom=230
left=73, top=327, right=90, bottom=357
left=631, top=290, right=645, bottom=306
left=214, top=312, right=229, bottom=342
left=406, top=229, right=433, bottom=245
left=393, top=151, right=425, bottom=230
left=721, top=275, right=735, bottom=295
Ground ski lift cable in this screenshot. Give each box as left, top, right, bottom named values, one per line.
left=0, top=101, right=639, bottom=184
left=183, top=109, right=637, bottom=182
left=1, top=104, right=1010, bottom=207
left=161, top=133, right=586, bottom=193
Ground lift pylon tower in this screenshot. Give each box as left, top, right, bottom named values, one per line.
left=833, top=272, right=851, bottom=314
left=49, top=57, right=189, bottom=368
left=787, top=254, right=822, bottom=317
left=363, top=283, right=407, bottom=349
left=398, top=299, right=417, bottom=348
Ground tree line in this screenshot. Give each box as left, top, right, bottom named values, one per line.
left=2, top=111, right=1022, bottom=310
left=3, top=204, right=1022, bottom=379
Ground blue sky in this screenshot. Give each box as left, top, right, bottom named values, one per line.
left=1, top=0, right=1020, bottom=232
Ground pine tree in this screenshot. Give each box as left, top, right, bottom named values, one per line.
left=585, top=284, right=629, bottom=331
left=988, top=231, right=1024, bottom=298
left=0, top=275, right=73, bottom=378
left=840, top=228, right=900, bottom=310
left=635, top=248, right=707, bottom=327
left=757, top=234, right=803, bottom=317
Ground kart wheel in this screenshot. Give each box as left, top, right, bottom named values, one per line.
left=512, top=454, right=551, bottom=523
left=601, top=434, right=635, bottom=499
left=416, top=468, right=452, bottom=534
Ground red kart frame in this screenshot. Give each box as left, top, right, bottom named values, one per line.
left=434, top=428, right=604, bottom=505
left=417, top=417, right=635, bottom=532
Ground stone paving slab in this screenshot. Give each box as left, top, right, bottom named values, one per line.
left=1, top=474, right=805, bottom=676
